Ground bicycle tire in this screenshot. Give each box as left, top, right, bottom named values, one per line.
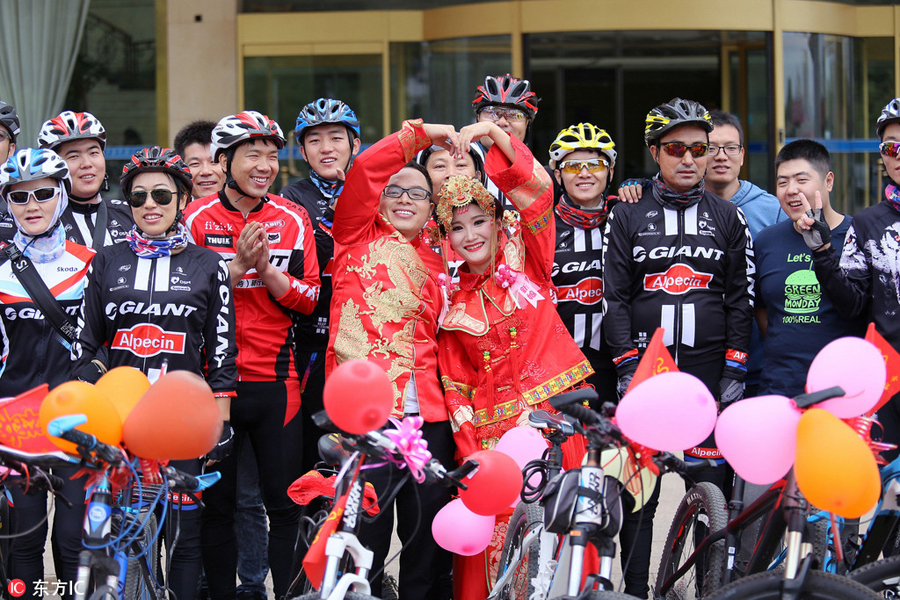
left=848, top=553, right=900, bottom=594
left=295, top=592, right=381, bottom=600
left=118, top=511, right=159, bottom=600
left=495, top=501, right=546, bottom=600
left=586, top=591, right=644, bottom=599
left=654, top=481, right=728, bottom=600
left=705, top=570, right=882, bottom=599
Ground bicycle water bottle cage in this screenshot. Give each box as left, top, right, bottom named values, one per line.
left=541, top=469, right=582, bottom=533
left=529, top=410, right=575, bottom=437
left=317, top=432, right=353, bottom=467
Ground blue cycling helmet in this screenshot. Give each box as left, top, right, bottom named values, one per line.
left=294, top=98, right=361, bottom=144
left=0, top=148, right=71, bottom=195
left=0, top=148, right=71, bottom=235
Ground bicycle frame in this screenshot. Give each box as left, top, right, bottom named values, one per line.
left=309, top=451, right=378, bottom=600
left=658, top=470, right=816, bottom=597
left=490, top=445, right=624, bottom=600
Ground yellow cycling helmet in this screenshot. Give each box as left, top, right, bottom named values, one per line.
left=549, top=123, right=616, bottom=170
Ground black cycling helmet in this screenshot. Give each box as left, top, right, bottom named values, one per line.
left=0, top=101, right=19, bottom=143
left=120, top=146, right=193, bottom=197
left=644, top=98, right=713, bottom=148
left=294, top=98, right=361, bottom=145
left=121, top=146, right=193, bottom=236
left=876, top=98, right=900, bottom=140
left=472, top=74, right=540, bottom=119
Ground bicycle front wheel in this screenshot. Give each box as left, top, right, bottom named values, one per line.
left=706, top=570, right=882, bottom=599
left=849, top=553, right=900, bottom=595
left=494, top=501, right=546, bottom=600
left=655, top=481, right=728, bottom=600
left=587, top=592, right=644, bottom=599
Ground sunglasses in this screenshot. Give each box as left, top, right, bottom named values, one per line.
left=880, top=141, right=900, bottom=158
left=478, top=106, right=528, bottom=123
left=127, top=189, right=176, bottom=208
left=383, top=185, right=431, bottom=201
left=7, top=186, right=59, bottom=205
left=659, top=141, right=710, bottom=158
left=559, top=158, right=609, bottom=174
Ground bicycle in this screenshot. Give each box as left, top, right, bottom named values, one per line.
left=491, top=388, right=715, bottom=600
left=287, top=414, right=478, bottom=600
left=0, top=442, right=75, bottom=594
left=655, top=386, right=883, bottom=600
left=44, top=414, right=220, bottom=600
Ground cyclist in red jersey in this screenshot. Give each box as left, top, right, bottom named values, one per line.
left=184, top=110, right=320, bottom=600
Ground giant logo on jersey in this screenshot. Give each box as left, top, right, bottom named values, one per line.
left=111, top=324, right=186, bottom=357
left=643, top=264, right=713, bottom=295
left=556, top=277, right=603, bottom=305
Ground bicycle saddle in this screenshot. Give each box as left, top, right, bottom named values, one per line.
left=317, top=433, right=353, bottom=467
left=529, top=410, right=575, bottom=436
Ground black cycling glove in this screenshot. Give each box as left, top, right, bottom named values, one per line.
left=207, top=420, right=234, bottom=463
left=800, top=207, right=831, bottom=251
left=615, top=358, right=639, bottom=400
left=74, top=359, right=107, bottom=384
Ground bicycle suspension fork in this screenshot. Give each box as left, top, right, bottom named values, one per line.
left=567, top=447, right=609, bottom=596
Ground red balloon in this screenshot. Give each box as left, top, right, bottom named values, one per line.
left=324, top=360, right=393, bottom=434
left=459, top=450, right=523, bottom=516
left=123, top=371, right=222, bottom=460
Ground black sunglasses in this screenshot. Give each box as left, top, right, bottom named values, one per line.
left=127, top=189, right=176, bottom=208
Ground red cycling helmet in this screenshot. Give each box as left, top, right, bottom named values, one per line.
left=472, top=74, right=539, bottom=119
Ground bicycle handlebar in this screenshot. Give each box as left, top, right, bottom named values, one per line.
left=793, top=386, right=845, bottom=409
left=652, top=452, right=717, bottom=475
left=47, top=415, right=124, bottom=466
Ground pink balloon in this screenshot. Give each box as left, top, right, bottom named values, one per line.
left=615, top=372, right=717, bottom=452
left=716, top=395, right=802, bottom=485
left=806, top=337, right=886, bottom=418
left=495, top=426, right=549, bottom=468
left=432, top=498, right=495, bottom=556
left=496, top=427, right=549, bottom=508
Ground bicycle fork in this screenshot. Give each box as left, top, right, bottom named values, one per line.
left=76, top=474, right=120, bottom=600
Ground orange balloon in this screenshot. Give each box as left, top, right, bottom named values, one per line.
left=123, top=371, right=222, bottom=460
left=95, top=367, right=151, bottom=424
left=38, top=381, right=124, bottom=454
left=794, top=409, right=881, bottom=518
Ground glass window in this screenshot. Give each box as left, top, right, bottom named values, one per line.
left=783, top=33, right=894, bottom=214
left=528, top=30, right=769, bottom=188
left=64, top=0, right=157, bottom=200
left=244, top=54, right=383, bottom=184
left=390, top=36, right=511, bottom=131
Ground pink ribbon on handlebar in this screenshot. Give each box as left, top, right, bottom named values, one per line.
left=382, top=416, right=432, bottom=482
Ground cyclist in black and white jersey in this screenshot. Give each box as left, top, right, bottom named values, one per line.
left=23, top=111, right=134, bottom=250
left=602, top=98, right=754, bottom=483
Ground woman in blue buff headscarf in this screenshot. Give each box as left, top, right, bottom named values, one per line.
left=0, top=148, right=94, bottom=599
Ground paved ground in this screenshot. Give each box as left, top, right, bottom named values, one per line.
left=37, top=469, right=687, bottom=599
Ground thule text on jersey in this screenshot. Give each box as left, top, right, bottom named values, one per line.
left=111, top=324, right=186, bottom=357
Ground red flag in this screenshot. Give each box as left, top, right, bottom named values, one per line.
left=865, top=323, right=900, bottom=415
left=626, top=327, right=678, bottom=394
left=302, top=489, right=350, bottom=589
